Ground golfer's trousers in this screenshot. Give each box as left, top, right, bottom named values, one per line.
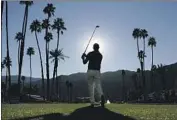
left=87, top=70, right=103, bottom=104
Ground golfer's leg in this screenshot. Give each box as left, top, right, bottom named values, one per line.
left=95, top=71, right=103, bottom=101
left=87, top=70, right=95, bottom=104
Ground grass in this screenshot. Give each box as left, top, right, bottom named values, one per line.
left=2, top=103, right=177, bottom=120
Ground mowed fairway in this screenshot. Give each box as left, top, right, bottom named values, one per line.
left=2, top=103, right=177, bottom=120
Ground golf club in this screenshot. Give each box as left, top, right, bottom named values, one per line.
left=84, top=25, right=100, bottom=54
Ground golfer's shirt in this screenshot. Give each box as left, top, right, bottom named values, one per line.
left=86, top=51, right=102, bottom=71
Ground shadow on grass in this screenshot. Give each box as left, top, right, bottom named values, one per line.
left=11, top=106, right=136, bottom=120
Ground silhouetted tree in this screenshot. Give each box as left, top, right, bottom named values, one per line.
left=27, top=47, right=35, bottom=94
left=3, top=56, right=12, bottom=101
left=52, top=18, right=67, bottom=99
left=42, top=3, right=55, bottom=100
left=15, top=32, right=23, bottom=67
left=18, top=1, right=33, bottom=97
left=30, top=19, right=45, bottom=100
left=140, top=29, right=148, bottom=70
left=50, top=49, right=68, bottom=99
left=5, top=1, right=11, bottom=95
left=132, top=28, right=141, bottom=56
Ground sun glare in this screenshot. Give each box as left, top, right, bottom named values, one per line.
left=83, top=37, right=104, bottom=53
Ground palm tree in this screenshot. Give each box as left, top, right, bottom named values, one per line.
left=140, top=29, right=148, bottom=70
left=148, top=37, right=156, bottom=69
left=148, top=37, right=156, bottom=92
left=52, top=18, right=67, bottom=96
left=18, top=1, right=33, bottom=96
left=121, top=70, right=126, bottom=101
left=52, top=18, right=67, bottom=50
left=15, top=32, right=23, bottom=67
left=151, top=65, right=157, bottom=91
left=1, top=1, right=4, bottom=30
left=30, top=19, right=45, bottom=100
left=26, top=47, right=35, bottom=94
left=3, top=56, right=12, bottom=100
left=132, top=28, right=141, bottom=57
left=50, top=49, right=68, bottom=98
left=21, top=76, right=25, bottom=93
left=42, top=3, right=55, bottom=100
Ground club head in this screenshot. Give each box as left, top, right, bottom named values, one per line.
left=96, top=25, right=100, bottom=28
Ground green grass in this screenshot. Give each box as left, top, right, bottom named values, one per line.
left=2, top=103, right=177, bottom=120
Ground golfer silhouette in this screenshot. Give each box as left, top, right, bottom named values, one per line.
left=81, top=43, right=105, bottom=107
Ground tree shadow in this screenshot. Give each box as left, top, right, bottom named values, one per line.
left=11, top=106, right=136, bottom=120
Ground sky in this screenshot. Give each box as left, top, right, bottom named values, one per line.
left=1, top=1, right=177, bottom=78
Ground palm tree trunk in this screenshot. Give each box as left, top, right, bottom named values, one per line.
left=143, top=38, right=146, bottom=71
left=1, top=1, right=4, bottom=30
left=45, top=15, right=50, bottom=100
left=30, top=55, right=32, bottom=95
left=57, top=30, right=60, bottom=50
left=35, top=31, right=45, bottom=100
left=151, top=46, right=154, bottom=68
left=136, top=38, right=140, bottom=57
left=52, top=59, right=56, bottom=99
left=5, top=1, right=11, bottom=94
left=18, top=41, right=21, bottom=68
left=18, top=5, right=28, bottom=96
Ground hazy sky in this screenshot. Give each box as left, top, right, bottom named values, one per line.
left=1, top=1, right=177, bottom=78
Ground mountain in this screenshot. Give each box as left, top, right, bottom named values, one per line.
left=2, top=62, right=177, bottom=101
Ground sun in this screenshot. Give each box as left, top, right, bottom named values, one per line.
left=83, top=37, right=104, bottom=53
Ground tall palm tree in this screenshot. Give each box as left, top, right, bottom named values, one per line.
left=42, top=3, right=55, bottom=100
left=52, top=18, right=67, bottom=50
left=140, top=29, right=148, bottom=70
left=30, top=19, right=45, bottom=99
left=132, top=28, right=141, bottom=57
left=121, top=70, right=126, bottom=101
left=52, top=18, right=67, bottom=96
left=5, top=1, right=11, bottom=89
left=148, top=37, right=156, bottom=69
left=15, top=32, right=23, bottom=67
left=148, top=37, right=156, bottom=92
left=1, top=1, right=4, bottom=30
left=18, top=1, right=33, bottom=96
left=26, top=47, right=35, bottom=94
left=21, top=76, right=25, bottom=93
left=50, top=49, right=68, bottom=98
left=3, top=56, right=12, bottom=99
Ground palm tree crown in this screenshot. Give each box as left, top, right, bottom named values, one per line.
left=30, top=20, right=42, bottom=33
left=15, top=32, right=23, bottom=42
left=20, top=1, right=33, bottom=6
left=42, top=19, right=50, bottom=29
left=52, top=18, right=67, bottom=34
left=3, top=56, right=12, bottom=67
left=43, top=3, right=55, bottom=17
left=44, top=32, right=53, bottom=42
left=140, top=29, right=148, bottom=39
left=27, top=47, right=35, bottom=56
left=132, top=28, right=140, bottom=39
left=49, top=49, right=68, bottom=63
left=148, top=37, right=156, bottom=47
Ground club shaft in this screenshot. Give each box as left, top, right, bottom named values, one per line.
left=84, top=27, right=98, bottom=53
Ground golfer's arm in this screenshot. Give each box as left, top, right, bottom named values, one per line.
left=83, top=57, right=89, bottom=64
